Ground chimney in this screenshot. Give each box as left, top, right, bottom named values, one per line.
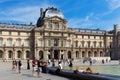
left=40, top=8, right=43, bottom=18
left=114, top=24, right=118, bottom=35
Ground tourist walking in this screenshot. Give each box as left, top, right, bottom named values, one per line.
left=18, top=60, right=22, bottom=74
left=37, top=59, right=42, bottom=77
left=32, top=57, right=36, bottom=76
left=27, top=59, right=30, bottom=70
left=15, top=60, right=17, bottom=70
left=69, top=60, right=73, bottom=67
left=12, top=60, right=16, bottom=71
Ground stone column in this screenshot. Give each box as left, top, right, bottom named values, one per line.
left=79, top=51, right=82, bottom=59
left=72, top=51, right=76, bottom=59
left=36, top=50, right=39, bottom=60
left=92, top=52, right=94, bottom=57
left=44, top=50, right=48, bottom=61
left=97, top=51, right=100, bottom=57
left=59, top=50, right=61, bottom=59
left=64, top=50, right=67, bottom=59
left=23, top=51, right=26, bottom=60
left=86, top=51, right=88, bottom=57
left=13, top=51, right=15, bottom=59
left=22, top=50, right=24, bottom=60
left=3, top=50, right=7, bottom=60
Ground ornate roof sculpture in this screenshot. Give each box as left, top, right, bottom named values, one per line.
left=36, top=7, right=64, bottom=27
left=45, top=7, right=64, bottom=18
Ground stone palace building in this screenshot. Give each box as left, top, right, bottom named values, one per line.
left=0, top=7, right=119, bottom=60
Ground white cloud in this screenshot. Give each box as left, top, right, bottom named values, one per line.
left=0, top=3, right=49, bottom=24
left=106, top=0, right=120, bottom=10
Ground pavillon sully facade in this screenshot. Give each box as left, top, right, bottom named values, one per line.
left=0, top=7, right=120, bottom=60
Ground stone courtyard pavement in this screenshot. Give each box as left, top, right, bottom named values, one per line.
left=0, top=61, right=73, bottom=80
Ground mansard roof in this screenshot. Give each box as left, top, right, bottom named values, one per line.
left=0, top=22, right=34, bottom=31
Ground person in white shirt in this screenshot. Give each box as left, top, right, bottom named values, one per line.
left=58, top=61, right=63, bottom=69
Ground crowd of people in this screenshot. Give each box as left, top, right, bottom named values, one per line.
left=10, top=57, right=120, bottom=77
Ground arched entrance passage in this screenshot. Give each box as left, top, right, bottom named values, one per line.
left=0, top=50, right=3, bottom=58
left=94, top=51, right=97, bottom=57
left=100, top=51, right=103, bottom=57
left=26, top=51, right=30, bottom=59
left=82, top=51, right=85, bottom=58
left=88, top=51, right=92, bottom=57
left=68, top=51, right=71, bottom=59
left=39, top=51, right=43, bottom=59
left=8, top=50, right=13, bottom=59
left=54, top=50, right=59, bottom=59
left=76, top=51, right=79, bottom=59
left=17, top=51, right=22, bottom=59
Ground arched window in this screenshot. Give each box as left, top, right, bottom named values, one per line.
left=88, top=51, right=92, bottom=57
left=100, top=51, right=103, bottom=57
left=8, top=51, right=13, bottom=58
left=39, top=51, right=43, bottom=59
left=26, top=51, right=30, bottom=58
left=17, top=51, right=22, bottom=58
left=68, top=51, right=71, bottom=59
left=94, top=51, right=97, bottom=57
left=82, top=51, right=85, bottom=57
left=76, top=51, right=79, bottom=59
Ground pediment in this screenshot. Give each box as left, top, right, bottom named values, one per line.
left=45, top=16, right=67, bottom=23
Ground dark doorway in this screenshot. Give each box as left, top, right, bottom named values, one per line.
left=54, top=50, right=59, bottom=59
left=68, top=51, right=71, bottom=59
left=61, top=54, right=63, bottom=59
left=48, top=54, right=51, bottom=59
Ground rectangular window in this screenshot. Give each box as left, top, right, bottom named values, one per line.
left=25, top=40, right=29, bottom=46
left=8, top=39, right=12, bottom=46
left=0, top=39, right=3, bottom=46
left=54, top=39, right=59, bottom=46
left=16, top=39, right=21, bottom=46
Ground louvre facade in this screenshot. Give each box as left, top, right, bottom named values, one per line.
left=0, top=7, right=119, bottom=60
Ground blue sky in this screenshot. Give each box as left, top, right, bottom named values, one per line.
left=0, top=0, right=120, bottom=30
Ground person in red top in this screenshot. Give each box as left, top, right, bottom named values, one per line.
left=32, top=57, right=36, bottom=76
